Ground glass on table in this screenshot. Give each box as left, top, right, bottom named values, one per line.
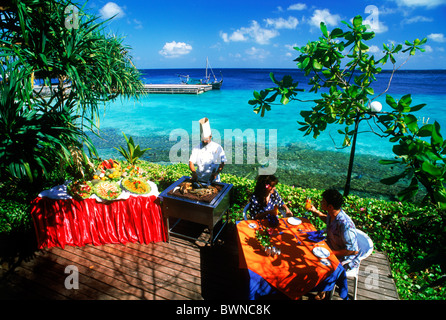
left=303, top=197, right=312, bottom=217
left=304, top=197, right=312, bottom=210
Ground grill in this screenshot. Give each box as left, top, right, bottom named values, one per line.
left=159, top=176, right=233, bottom=245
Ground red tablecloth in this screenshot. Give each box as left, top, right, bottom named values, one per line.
left=31, top=195, right=167, bottom=249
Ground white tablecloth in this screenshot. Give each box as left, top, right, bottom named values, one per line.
left=38, top=180, right=159, bottom=201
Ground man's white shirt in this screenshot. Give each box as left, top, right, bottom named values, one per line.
left=189, top=141, right=227, bottom=184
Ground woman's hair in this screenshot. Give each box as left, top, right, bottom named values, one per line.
left=253, top=175, right=279, bottom=207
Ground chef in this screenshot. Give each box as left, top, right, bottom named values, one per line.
left=189, top=117, right=227, bottom=186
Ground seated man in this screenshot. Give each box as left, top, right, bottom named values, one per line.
left=308, top=189, right=359, bottom=299
left=189, top=117, right=226, bottom=186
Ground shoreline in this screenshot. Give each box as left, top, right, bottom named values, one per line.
left=88, top=128, right=414, bottom=201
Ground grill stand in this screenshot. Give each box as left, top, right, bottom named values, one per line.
left=159, top=176, right=233, bottom=246
left=166, top=215, right=228, bottom=246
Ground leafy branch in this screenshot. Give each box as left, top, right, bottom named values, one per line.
left=114, top=132, right=151, bottom=165
left=248, top=15, right=434, bottom=203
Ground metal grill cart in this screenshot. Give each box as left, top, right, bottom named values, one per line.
left=159, top=176, right=233, bottom=245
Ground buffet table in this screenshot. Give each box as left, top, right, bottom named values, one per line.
left=237, top=217, right=348, bottom=300
left=31, top=181, right=167, bottom=249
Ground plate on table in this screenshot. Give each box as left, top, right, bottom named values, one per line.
left=121, top=177, right=151, bottom=195
left=248, top=223, right=258, bottom=229
left=94, top=181, right=122, bottom=201
left=320, top=259, right=331, bottom=266
left=287, top=217, right=302, bottom=225
left=312, top=246, right=330, bottom=259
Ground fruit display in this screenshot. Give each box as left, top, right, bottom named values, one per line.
left=93, top=159, right=122, bottom=182
left=67, top=180, right=93, bottom=200
left=93, top=180, right=122, bottom=201
left=121, top=177, right=151, bottom=195
left=65, top=159, right=152, bottom=201
left=121, top=164, right=146, bottom=179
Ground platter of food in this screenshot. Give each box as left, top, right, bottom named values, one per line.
left=67, top=180, right=93, bottom=200
left=121, top=177, right=151, bottom=195
left=93, top=181, right=122, bottom=201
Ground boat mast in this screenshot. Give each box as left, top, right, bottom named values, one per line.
left=205, top=57, right=208, bottom=82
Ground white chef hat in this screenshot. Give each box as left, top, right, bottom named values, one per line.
left=199, top=117, right=212, bottom=140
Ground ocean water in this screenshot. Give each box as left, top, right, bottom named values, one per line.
left=99, top=69, right=446, bottom=158
left=94, top=68, right=446, bottom=199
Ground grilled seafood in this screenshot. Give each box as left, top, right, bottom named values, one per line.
left=178, top=181, right=218, bottom=197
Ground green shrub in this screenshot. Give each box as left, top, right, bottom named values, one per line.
left=0, top=198, right=32, bottom=234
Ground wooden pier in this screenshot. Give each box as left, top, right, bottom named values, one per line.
left=140, top=84, right=213, bottom=94
left=32, top=84, right=213, bottom=96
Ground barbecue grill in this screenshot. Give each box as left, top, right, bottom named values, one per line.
left=159, top=176, right=233, bottom=245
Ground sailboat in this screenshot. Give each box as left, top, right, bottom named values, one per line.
left=178, top=57, right=223, bottom=89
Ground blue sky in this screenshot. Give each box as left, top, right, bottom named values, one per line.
left=86, top=0, right=446, bottom=69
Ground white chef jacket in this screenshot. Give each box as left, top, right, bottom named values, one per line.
left=189, top=141, right=227, bottom=184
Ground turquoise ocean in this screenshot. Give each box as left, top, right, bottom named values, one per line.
left=92, top=69, right=446, bottom=200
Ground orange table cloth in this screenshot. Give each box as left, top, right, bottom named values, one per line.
left=31, top=195, right=167, bottom=249
left=237, top=217, right=346, bottom=300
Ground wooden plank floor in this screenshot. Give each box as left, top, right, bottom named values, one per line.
left=0, top=222, right=399, bottom=300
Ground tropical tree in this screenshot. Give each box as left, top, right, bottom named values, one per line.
left=249, top=15, right=436, bottom=203
left=249, top=14, right=445, bottom=290
left=0, top=0, right=144, bottom=183
left=0, top=61, right=87, bottom=182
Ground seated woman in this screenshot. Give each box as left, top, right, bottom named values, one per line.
left=248, top=175, right=292, bottom=220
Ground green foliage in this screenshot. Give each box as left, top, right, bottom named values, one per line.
left=114, top=132, right=151, bottom=165
left=248, top=14, right=434, bottom=202
left=0, top=0, right=144, bottom=185
left=0, top=198, right=32, bottom=234
left=0, top=62, right=85, bottom=183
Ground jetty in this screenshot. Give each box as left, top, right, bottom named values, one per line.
left=140, top=84, right=213, bottom=94
left=31, top=84, right=214, bottom=96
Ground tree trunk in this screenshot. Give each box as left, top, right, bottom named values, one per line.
left=344, top=113, right=360, bottom=197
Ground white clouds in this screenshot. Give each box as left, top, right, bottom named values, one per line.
left=392, top=0, right=446, bottom=8
left=402, top=16, right=433, bottom=24
left=265, top=16, right=299, bottom=29
left=159, top=41, right=192, bottom=58
left=368, top=45, right=381, bottom=54
left=428, top=33, right=445, bottom=43
left=220, top=20, right=279, bottom=45
left=285, top=43, right=299, bottom=51
left=99, top=2, right=125, bottom=20
left=365, top=19, right=388, bottom=34
left=220, top=30, right=247, bottom=42
left=287, top=3, right=307, bottom=11
left=309, top=9, right=341, bottom=28
left=424, top=45, right=434, bottom=53
left=132, top=19, right=143, bottom=30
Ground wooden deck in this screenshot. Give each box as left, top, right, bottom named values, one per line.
left=0, top=222, right=399, bottom=301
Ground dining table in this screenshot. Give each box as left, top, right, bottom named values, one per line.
left=237, top=216, right=348, bottom=300
left=30, top=181, right=167, bottom=249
